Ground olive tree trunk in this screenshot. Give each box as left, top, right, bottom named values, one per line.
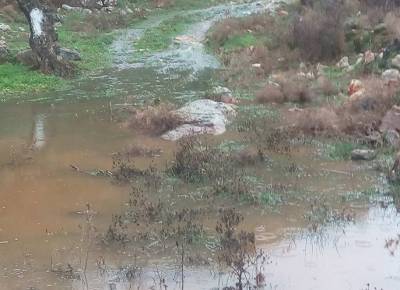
left=17, top=0, right=75, bottom=77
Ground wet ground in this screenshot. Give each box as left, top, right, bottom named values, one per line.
left=0, top=0, right=400, bottom=289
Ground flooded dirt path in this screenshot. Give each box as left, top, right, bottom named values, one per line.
left=0, top=0, right=400, bottom=289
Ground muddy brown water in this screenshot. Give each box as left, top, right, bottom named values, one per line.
left=1, top=1, right=400, bottom=289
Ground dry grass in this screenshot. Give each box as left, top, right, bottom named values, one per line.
left=128, top=103, right=184, bottom=135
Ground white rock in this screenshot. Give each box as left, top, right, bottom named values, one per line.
left=161, top=99, right=236, bottom=141
left=336, top=56, right=350, bottom=69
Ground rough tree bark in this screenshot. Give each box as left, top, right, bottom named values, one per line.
left=17, top=0, right=75, bottom=77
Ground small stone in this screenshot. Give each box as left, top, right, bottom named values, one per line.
left=351, top=149, right=377, bottom=161
left=336, top=56, right=350, bottom=69
left=0, top=23, right=11, bottom=32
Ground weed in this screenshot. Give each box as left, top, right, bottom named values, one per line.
left=112, top=153, right=161, bottom=187
left=303, top=199, right=354, bottom=248
left=215, top=208, right=266, bottom=290
left=170, top=136, right=235, bottom=183
left=247, top=118, right=294, bottom=156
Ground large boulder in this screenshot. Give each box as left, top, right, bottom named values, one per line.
left=161, top=99, right=236, bottom=141
left=55, top=47, right=81, bottom=61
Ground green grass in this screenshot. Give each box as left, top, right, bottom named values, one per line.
left=222, top=33, right=257, bottom=51
left=134, top=15, right=193, bottom=52
left=0, top=63, right=62, bottom=101
left=58, top=29, right=114, bottom=72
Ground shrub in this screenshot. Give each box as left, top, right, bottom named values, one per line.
left=128, top=103, right=183, bottom=135
left=295, top=107, right=340, bottom=136
left=256, top=73, right=314, bottom=104
left=256, top=84, right=284, bottom=104
left=292, top=7, right=345, bottom=62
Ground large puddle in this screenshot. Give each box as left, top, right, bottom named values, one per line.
left=1, top=0, right=400, bottom=289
